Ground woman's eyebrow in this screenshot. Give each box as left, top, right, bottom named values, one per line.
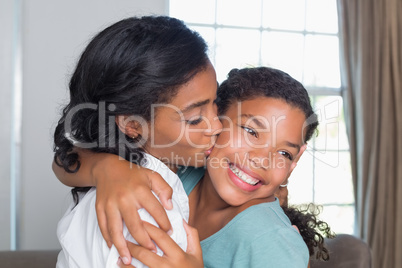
left=240, top=114, right=267, bottom=129
left=180, top=99, right=210, bottom=113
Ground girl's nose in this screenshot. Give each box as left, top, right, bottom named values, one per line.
left=247, top=147, right=272, bottom=171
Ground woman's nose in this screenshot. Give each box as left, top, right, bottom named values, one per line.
left=204, top=114, right=222, bottom=136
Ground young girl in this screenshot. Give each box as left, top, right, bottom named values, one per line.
left=183, top=67, right=319, bottom=267
left=54, top=15, right=220, bottom=267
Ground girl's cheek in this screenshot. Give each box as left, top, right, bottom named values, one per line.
left=214, top=132, right=231, bottom=148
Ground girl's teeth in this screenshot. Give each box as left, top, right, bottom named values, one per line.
left=229, top=164, right=259, bottom=186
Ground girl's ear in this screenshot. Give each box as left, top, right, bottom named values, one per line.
left=281, top=144, right=308, bottom=190
left=289, top=144, right=307, bottom=173
left=115, top=115, right=143, bottom=139
left=294, top=144, right=307, bottom=163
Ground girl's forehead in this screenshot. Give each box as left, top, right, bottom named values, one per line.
left=222, top=97, right=307, bottom=144
left=224, top=98, right=306, bottom=127
left=225, top=97, right=296, bottom=117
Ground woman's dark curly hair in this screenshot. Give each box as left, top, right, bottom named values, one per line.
left=217, top=67, right=319, bottom=143
left=283, top=204, right=336, bottom=261
left=53, top=16, right=209, bottom=204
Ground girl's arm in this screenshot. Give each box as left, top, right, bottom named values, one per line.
left=123, top=221, right=203, bottom=268
left=52, top=149, right=174, bottom=266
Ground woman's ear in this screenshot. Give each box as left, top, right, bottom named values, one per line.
left=115, top=115, right=142, bottom=139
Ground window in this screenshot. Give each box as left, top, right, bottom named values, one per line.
left=170, top=0, right=355, bottom=234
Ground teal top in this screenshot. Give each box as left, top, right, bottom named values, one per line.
left=177, top=166, right=309, bottom=268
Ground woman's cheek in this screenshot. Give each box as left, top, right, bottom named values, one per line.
left=183, top=128, right=202, bottom=147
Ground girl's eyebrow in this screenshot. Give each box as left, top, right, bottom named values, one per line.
left=240, top=114, right=267, bottom=129
left=180, top=99, right=210, bottom=113
left=241, top=114, right=301, bottom=151
left=285, top=141, right=301, bottom=152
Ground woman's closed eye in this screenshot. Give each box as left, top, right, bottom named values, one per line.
left=186, top=116, right=203, bottom=125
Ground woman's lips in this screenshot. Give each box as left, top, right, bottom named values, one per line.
left=204, top=145, right=214, bottom=157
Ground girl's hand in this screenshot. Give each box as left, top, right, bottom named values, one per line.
left=121, top=221, right=203, bottom=268
left=93, top=154, right=174, bottom=265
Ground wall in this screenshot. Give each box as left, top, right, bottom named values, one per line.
left=0, top=0, right=14, bottom=251
left=1, top=0, right=167, bottom=250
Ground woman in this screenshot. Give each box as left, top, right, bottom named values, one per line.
left=54, top=15, right=220, bottom=267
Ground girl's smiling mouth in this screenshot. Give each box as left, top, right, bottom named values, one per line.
left=227, top=163, right=263, bottom=192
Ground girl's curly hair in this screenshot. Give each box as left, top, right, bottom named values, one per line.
left=282, top=203, right=336, bottom=261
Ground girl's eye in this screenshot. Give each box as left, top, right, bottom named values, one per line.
left=241, top=126, right=258, bottom=137
left=278, top=151, right=293, bottom=161
left=186, top=117, right=203, bottom=125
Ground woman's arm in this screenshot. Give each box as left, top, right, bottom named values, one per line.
left=52, top=149, right=174, bottom=266
left=52, top=148, right=108, bottom=187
